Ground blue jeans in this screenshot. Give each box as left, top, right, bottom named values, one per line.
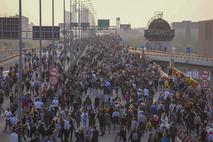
left=4, top=119, right=10, bottom=131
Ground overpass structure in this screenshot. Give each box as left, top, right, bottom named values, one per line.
left=130, top=48, right=213, bottom=68
left=129, top=47, right=213, bottom=87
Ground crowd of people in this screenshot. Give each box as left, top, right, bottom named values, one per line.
left=0, top=34, right=212, bottom=142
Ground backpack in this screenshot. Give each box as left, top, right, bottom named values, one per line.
left=160, top=137, right=169, bottom=142
left=132, top=131, right=138, bottom=140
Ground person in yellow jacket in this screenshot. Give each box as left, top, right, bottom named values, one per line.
left=164, top=79, right=170, bottom=89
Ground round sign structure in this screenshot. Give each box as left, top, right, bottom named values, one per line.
left=200, top=70, right=209, bottom=80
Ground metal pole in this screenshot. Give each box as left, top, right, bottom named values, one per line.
left=39, top=0, right=42, bottom=83
left=78, top=0, right=81, bottom=39
left=18, top=0, right=23, bottom=120
left=52, top=0, right=54, bottom=51
left=70, top=0, right=72, bottom=47
left=81, top=3, right=83, bottom=38
left=74, top=1, right=77, bottom=39
left=63, top=0, right=66, bottom=68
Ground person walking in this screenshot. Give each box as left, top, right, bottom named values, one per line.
left=128, top=128, right=139, bottom=142
left=169, top=122, right=177, bottom=142
left=4, top=108, right=12, bottom=132
left=91, top=126, right=99, bottom=142
left=9, top=127, right=18, bottom=142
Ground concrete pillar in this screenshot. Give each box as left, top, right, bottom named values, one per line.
left=169, top=58, right=174, bottom=67
left=210, top=71, right=213, bottom=89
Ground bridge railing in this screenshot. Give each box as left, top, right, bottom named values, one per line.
left=130, top=48, right=213, bottom=62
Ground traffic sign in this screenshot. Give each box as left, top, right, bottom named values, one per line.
left=98, top=19, right=110, bottom=30
left=200, top=70, right=209, bottom=80
left=32, top=26, right=60, bottom=40
left=0, top=17, right=19, bottom=39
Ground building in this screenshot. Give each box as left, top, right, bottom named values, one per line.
left=65, top=11, right=73, bottom=24
left=13, top=15, right=30, bottom=31
left=81, top=7, right=89, bottom=23
left=13, top=15, right=31, bottom=39
left=171, top=21, right=198, bottom=53
left=120, top=24, right=131, bottom=30
left=144, top=16, right=175, bottom=51
left=171, top=21, right=198, bottom=37
left=197, top=20, right=213, bottom=57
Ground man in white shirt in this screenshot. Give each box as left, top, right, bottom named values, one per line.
left=9, top=128, right=18, bottom=142
left=143, top=88, right=149, bottom=97
left=4, top=108, right=12, bottom=131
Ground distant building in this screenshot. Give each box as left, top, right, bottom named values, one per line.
left=59, top=7, right=93, bottom=29
left=120, top=24, right=131, bottom=30
left=13, top=15, right=31, bottom=39
left=197, top=20, right=213, bottom=57
left=81, top=7, right=89, bottom=23
left=65, top=11, right=72, bottom=23
left=13, top=15, right=30, bottom=31
left=171, top=21, right=198, bottom=37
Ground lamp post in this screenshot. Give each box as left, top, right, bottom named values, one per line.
left=63, top=0, right=66, bottom=69
left=18, top=0, right=23, bottom=120
left=73, top=0, right=77, bottom=39
left=39, top=0, right=42, bottom=83
left=78, top=0, right=81, bottom=39
left=70, top=0, right=72, bottom=47
left=52, top=0, right=54, bottom=51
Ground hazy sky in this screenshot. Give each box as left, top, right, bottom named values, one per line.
left=0, top=0, right=212, bottom=27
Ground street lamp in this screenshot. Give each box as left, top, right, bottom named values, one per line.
left=70, top=0, right=72, bottom=47
left=52, top=0, right=54, bottom=50
left=78, top=0, right=81, bottom=39
left=63, top=0, right=66, bottom=69
left=39, top=0, right=42, bottom=83
left=18, top=0, right=23, bottom=120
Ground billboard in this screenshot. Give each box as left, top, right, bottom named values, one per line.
left=98, top=19, right=110, bottom=30
left=0, top=17, right=19, bottom=39
left=32, top=26, right=60, bottom=40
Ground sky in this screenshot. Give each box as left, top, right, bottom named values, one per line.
left=0, top=0, right=212, bottom=27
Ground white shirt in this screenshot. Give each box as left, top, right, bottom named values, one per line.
left=163, top=90, right=170, bottom=100
left=5, top=111, right=12, bottom=120
left=64, top=119, right=70, bottom=130
left=169, top=103, right=176, bottom=112
left=137, top=88, right=143, bottom=96
left=112, top=111, right=120, bottom=118
left=34, top=101, right=43, bottom=109
left=9, top=132, right=18, bottom=142
left=10, top=116, right=18, bottom=125
left=143, top=88, right=149, bottom=97
left=52, top=99, right=59, bottom=107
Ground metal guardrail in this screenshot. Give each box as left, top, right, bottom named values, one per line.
left=0, top=54, right=19, bottom=63
left=0, top=47, right=39, bottom=64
